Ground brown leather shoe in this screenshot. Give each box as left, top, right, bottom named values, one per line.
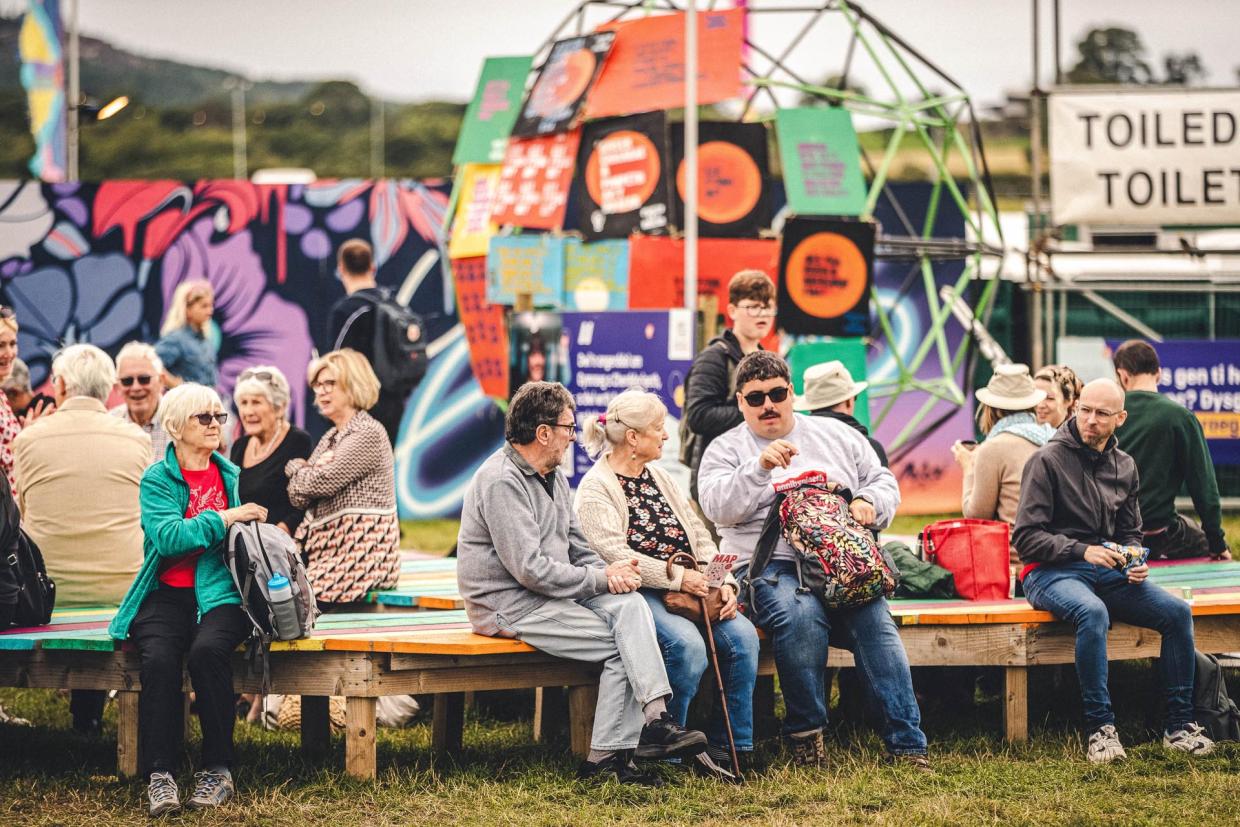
left=786, top=730, right=826, bottom=767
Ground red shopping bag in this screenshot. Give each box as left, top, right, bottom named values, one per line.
left=919, top=519, right=1010, bottom=601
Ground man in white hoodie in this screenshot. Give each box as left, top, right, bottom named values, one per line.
left=698, top=351, right=927, bottom=768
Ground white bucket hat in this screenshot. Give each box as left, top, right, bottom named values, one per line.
left=975, top=363, right=1046, bottom=410
left=793, top=360, right=868, bottom=411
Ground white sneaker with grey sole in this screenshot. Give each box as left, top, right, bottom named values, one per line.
left=1087, top=724, right=1127, bottom=764
left=1163, top=722, right=1215, bottom=755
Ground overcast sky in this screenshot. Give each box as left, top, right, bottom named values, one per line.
left=5, top=1, right=1236, bottom=105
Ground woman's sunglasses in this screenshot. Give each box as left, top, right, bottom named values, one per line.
left=191, top=412, right=229, bottom=426
left=742, top=386, right=791, bottom=408
left=119, top=375, right=153, bottom=387
left=239, top=369, right=275, bottom=383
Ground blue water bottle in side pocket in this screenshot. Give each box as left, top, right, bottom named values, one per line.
left=267, top=573, right=302, bottom=640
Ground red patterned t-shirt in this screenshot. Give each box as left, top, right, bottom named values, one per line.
left=159, top=462, right=227, bottom=588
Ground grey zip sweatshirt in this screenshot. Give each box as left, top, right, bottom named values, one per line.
left=457, top=443, right=607, bottom=636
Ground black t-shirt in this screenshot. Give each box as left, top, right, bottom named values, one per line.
left=327, top=286, right=387, bottom=355
left=230, top=427, right=314, bottom=534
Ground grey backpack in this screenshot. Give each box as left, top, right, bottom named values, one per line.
left=1194, top=651, right=1240, bottom=741
left=224, top=521, right=318, bottom=643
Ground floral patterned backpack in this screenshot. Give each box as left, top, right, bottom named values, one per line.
left=747, top=473, right=898, bottom=612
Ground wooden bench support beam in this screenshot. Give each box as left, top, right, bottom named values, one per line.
left=301, top=695, right=331, bottom=758
left=1004, top=666, right=1028, bottom=743
left=533, top=686, right=568, bottom=744
left=116, top=690, right=140, bottom=778
left=566, top=684, right=597, bottom=758
left=344, top=696, right=377, bottom=780
left=431, top=692, right=465, bottom=762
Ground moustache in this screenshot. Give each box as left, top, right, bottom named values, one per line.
left=759, top=410, right=780, bottom=420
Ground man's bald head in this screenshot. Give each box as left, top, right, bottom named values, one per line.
left=1076, top=378, right=1128, bottom=449
left=1080, top=378, right=1125, bottom=411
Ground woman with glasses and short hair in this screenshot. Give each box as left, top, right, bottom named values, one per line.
left=230, top=365, right=312, bottom=536
left=155, top=280, right=218, bottom=389
left=108, top=383, right=269, bottom=816
left=286, top=349, right=400, bottom=606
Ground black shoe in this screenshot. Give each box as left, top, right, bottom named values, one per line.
left=634, top=712, right=708, bottom=760
left=577, top=751, right=663, bottom=787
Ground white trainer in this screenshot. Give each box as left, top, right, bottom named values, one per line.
left=1163, top=722, right=1215, bottom=755
left=1087, top=724, right=1127, bottom=764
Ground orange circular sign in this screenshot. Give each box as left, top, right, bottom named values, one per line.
left=675, top=141, right=762, bottom=224
left=785, top=232, right=867, bottom=318
left=585, top=130, right=661, bottom=214
left=527, top=48, right=596, bottom=116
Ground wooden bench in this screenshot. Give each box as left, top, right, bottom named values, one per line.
left=4, top=561, right=1240, bottom=780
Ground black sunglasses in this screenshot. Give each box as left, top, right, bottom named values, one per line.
left=191, top=412, right=229, bottom=426
left=119, top=374, right=153, bottom=387
left=742, top=386, right=791, bottom=408
left=240, top=369, right=275, bottom=383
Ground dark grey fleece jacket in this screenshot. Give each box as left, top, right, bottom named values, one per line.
left=1012, top=418, right=1143, bottom=565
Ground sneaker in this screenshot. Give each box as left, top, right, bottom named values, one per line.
left=785, top=730, right=826, bottom=767
left=634, top=712, right=708, bottom=760
left=1163, top=722, right=1215, bottom=755
left=147, top=771, right=180, bottom=818
left=0, top=704, right=31, bottom=726
left=577, top=751, right=663, bottom=787
left=185, top=768, right=234, bottom=809
left=689, top=750, right=739, bottom=783
left=1086, top=724, right=1127, bottom=764
left=884, top=753, right=933, bottom=772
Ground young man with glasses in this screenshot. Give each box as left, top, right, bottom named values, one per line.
left=697, top=352, right=927, bottom=769
left=457, top=381, right=709, bottom=785
left=110, top=341, right=169, bottom=466
left=1014, top=378, right=1213, bottom=763
left=682, top=270, right=776, bottom=515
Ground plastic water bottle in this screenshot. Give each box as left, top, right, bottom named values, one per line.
left=268, top=573, right=301, bottom=640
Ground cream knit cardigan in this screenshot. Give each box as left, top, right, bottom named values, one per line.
left=574, top=455, right=736, bottom=592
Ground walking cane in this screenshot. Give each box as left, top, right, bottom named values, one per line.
left=667, top=552, right=742, bottom=781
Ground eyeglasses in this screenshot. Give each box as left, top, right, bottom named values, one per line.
left=1077, top=405, right=1119, bottom=420
left=543, top=421, right=578, bottom=440
left=735, top=302, right=776, bottom=318
left=119, top=375, right=153, bottom=387
left=742, top=386, right=791, bottom=408
left=311, top=379, right=337, bottom=393
left=240, top=369, right=275, bottom=383
left=191, top=412, right=228, bottom=426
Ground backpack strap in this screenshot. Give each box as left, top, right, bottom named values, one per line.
left=742, top=490, right=787, bottom=615
left=331, top=288, right=390, bottom=351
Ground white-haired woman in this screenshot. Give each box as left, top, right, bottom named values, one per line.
left=108, top=383, right=267, bottom=816
left=574, top=390, right=759, bottom=777
left=286, top=349, right=400, bottom=606
left=156, top=280, right=218, bottom=388
left=231, top=365, right=312, bottom=536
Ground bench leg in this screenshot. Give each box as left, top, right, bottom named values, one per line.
left=344, top=697, right=377, bottom=780
left=753, top=674, right=779, bottom=741
left=116, top=690, right=140, bottom=778
left=534, top=687, right=568, bottom=744
left=301, top=696, right=331, bottom=757
left=1004, top=666, right=1029, bottom=743
left=566, top=684, right=597, bottom=758
left=431, top=692, right=465, bottom=761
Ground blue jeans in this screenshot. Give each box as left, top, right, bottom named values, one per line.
left=640, top=589, right=759, bottom=751
left=1023, top=560, right=1196, bottom=733
left=741, top=559, right=927, bottom=755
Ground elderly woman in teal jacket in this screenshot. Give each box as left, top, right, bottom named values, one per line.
left=109, top=383, right=267, bottom=817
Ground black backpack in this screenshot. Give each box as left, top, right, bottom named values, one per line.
left=335, top=288, right=427, bottom=397
left=1193, top=651, right=1240, bottom=741
left=0, top=475, right=55, bottom=629
left=678, top=340, right=739, bottom=467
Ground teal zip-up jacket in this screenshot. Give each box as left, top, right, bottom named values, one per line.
left=109, top=443, right=242, bottom=640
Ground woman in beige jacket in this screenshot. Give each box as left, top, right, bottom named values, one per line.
left=575, top=390, right=758, bottom=776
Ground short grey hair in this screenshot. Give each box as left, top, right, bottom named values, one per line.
left=233, top=364, right=291, bottom=417
left=115, top=340, right=164, bottom=376
left=581, top=390, right=668, bottom=460
left=1, top=358, right=30, bottom=393
left=160, top=382, right=224, bottom=442
left=52, top=344, right=116, bottom=401
left=506, top=381, right=575, bottom=445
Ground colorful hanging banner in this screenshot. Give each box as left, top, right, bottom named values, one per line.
left=586, top=9, right=745, bottom=120
left=511, top=32, right=615, bottom=138
left=453, top=56, right=534, bottom=166
left=447, top=164, right=501, bottom=259
left=491, top=129, right=580, bottom=230
left=777, top=217, right=874, bottom=336
left=451, top=256, right=509, bottom=399
left=509, top=311, right=565, bottom=397
left=563, top=238, right=629, bottom=311
left=577, top=112, right=672, bottom=240
left=776, top=108, right=868, bottom=216
left=672, top=121, right=770, bottom=237
left=486, top=234, right=565, bottom=307
left=19, top=0, right=66, bottom=182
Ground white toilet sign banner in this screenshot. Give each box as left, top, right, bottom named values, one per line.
left=1049, top=88, right=1240, bottom=226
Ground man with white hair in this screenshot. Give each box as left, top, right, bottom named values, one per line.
left=13, top=343, right=150, bottom=734
left=110, top=341, right=168, bottom=465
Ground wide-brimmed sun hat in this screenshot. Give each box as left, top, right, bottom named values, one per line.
left=975, top=363, right=1046, bottom=410
left=793, top=360, right=868, bottom=411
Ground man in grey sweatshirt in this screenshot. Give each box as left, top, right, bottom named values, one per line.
left=457, top=381, right=707, bottom=784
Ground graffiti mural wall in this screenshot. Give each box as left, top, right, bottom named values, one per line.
left=0, top=179, right=506, bottom=519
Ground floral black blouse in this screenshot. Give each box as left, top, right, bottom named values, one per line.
left=618, top=468, right=694, bottom=562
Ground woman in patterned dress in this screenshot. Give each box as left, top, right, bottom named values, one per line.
left=286, top=349, right=400, bottom=606
left=574, top=390, right=759, bottom=777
